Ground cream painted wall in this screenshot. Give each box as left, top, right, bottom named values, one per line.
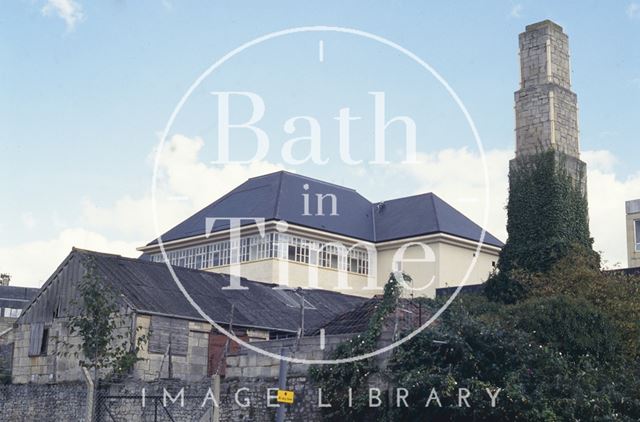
left=437, top=241, right=497, bottom=288
left=210, top=259, right=374, bottom=296
left=377, top=241, right=440, bottom=298
left=376, top=240, right=498, bottom=298
left=208, top=237, right=499, bottom=299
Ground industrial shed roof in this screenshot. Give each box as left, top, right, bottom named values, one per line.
left=18, top=249, right=367, bottom=335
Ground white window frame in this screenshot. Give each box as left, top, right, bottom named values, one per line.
left=3, top=308, right=21, bottom=318
left=150, top=231, right=371, bottom=275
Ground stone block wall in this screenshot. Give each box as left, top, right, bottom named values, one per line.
left=0, top=382, right=87, bottom=421
left=515, top=20, right=580, bottom=160
left=519, top=20, right=571, bottom=89
left=0, top=376, right=323, bottom=421
left=11, top=317, right=128, bottom=384
left=513, top=20, right=586, bottom=192
left=132, top=315, right=211, bottom=382
left=226, top=334, right=353, bottom=378
left=515, top=85, right=579, bottom=158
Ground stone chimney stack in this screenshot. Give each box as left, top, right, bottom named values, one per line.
left=512, top=20, right=586, bottom=191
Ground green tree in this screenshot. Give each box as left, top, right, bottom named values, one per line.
left=386, top=297, right=640, bottom=421
left=63, top=257, right=147, bottom=381
left=313, top=292, right=640, bottom=421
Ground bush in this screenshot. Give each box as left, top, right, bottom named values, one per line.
left=312, top=279, right=640, bottom=420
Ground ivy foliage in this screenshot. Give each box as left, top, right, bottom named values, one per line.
left=62, top=257, right=148, bottom=380
left=486, top=150, right=599, bottom=303
left=386, top=294, right=640, bottom=421
left=309, top=273, right=403, bottom=420
left=310, top=253, right=640, bottom=420
left=310, top=149, right=640, bottom=420
left=312, top=272, right=640, bottom=421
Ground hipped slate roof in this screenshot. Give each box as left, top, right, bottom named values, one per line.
left=19, top=249, right=366, bottom=334
left=147, top=171, right=503, bottom=247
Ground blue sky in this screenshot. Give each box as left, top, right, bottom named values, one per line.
left=1, top=0, right=639, bottom=286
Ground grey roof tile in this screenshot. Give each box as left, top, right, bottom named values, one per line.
left=147, top=171, right=503, bottom=248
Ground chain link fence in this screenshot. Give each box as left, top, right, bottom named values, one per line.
left=95, top=390, right=213, bottom=422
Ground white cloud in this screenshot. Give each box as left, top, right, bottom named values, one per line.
left=383, top=148, right=512, bottom=243
left=0, top=228, right=140, bottom=287
left=21, top=212, right=38, bottom=231
left=581, top=150, right=618, bottom=173
left=41, top=0, right=83, bottom=30
left=81, top=134, right=285, bottom=240
left=510, top=4, right=524, bottom=18
left=585, top=164, right=640, bottom=268
left=74, top=140, right=640, bottom=273
left=627, top=2, right=640, bottom=19
left=385, top=148, right=640, bottom=268
left=4, top=134, right=637, bottom=286
left=3, top=134, right=284, bottom=287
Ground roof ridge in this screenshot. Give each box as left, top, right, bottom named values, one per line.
left=373, top=192, right=435, bottom=205
left=371, top=202, right=378, bottom=242
left=85, top=249, right=368, bottom=298
left=273, top=170, right=285, bottom=219
left=430, top=193, right=441, bottom=233
left=254, top=170, right=359, bottom=193
left=72, top=247, right=123, bottom=258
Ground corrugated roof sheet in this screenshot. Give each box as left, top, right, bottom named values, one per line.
left=20, top=249, right=367, bottom=334
left=147, top=171, right=503, bottom=247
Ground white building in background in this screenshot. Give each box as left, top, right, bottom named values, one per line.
left=626, top=199, right=640, bottom=269
left=138, top=171, right=502, bottom=298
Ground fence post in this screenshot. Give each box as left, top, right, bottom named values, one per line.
left=275, top=348, right=289, bottom=422
left=81, top=366, right=95, bottom=422
left=212, top=374, right=221, bottom=422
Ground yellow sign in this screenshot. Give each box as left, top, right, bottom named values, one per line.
left=277, top=389, right=294, bottom=404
